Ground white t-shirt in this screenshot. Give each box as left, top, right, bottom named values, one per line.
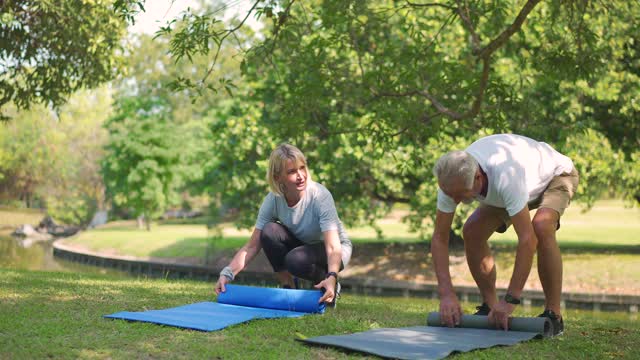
left=255, top=181, right=351, bottom=246
left=437, top=134, right=575, bottom=216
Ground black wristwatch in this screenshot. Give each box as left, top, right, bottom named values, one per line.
left=326, top=271, right=338, bottom=280
left=504, top=293, right=521, bottom=305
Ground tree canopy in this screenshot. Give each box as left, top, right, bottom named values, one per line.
left=4, top=0, right=637, bottom=234
left=0, top=0, right=129, bottom=117
left=144, top=0, right=638, bottom=235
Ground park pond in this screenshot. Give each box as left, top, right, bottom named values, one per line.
left=0, top=232, right=117, bottom=275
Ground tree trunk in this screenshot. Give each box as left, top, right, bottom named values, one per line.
left=137, top=215, right=144, bottom=230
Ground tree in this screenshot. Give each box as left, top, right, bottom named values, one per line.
left=149, top=1, right=639, bottom=235
left=0, top=87, right=113, bottom=224
left=0, top=104, right=59, bottom=207
left=0, top=0, right=129, bottom=117
left=101, top=96, right=188, bottom=230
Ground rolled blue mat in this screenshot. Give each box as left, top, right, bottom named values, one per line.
left=104, top=284, right=325, bottom=331
left=219, top=284, right=326, bottom=313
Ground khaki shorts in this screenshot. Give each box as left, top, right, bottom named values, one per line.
left=480, top=168, right=579, bottom=233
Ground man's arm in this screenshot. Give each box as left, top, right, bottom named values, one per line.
left=431, top=209, right=461, bottom=327
left=431, top=210, right=456, bottom=295
left=489, top=205, right=538, bottom=329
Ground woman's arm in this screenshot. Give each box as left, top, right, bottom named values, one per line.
left=215, top=228, right=262, bottom=294
left=228, top=228, right=263, bottom=275
left=323, top=229, right=342, bottom=274
left=315, top=229, right=342, bottom=303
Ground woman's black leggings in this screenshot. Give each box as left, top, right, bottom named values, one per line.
left=260, top=222, right=343, bottom=283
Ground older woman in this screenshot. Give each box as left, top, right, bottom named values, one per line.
left=214, top=143, right=352, bottom=307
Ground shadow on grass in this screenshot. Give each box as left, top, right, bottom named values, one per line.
left=490, top=240, right=640, bottom=255
left=158, top=217, right=212, bottom=226
left=3, top=269, right=638, bottom=359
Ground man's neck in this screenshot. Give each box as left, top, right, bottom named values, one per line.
left=479, top=166, right=488, bottom=197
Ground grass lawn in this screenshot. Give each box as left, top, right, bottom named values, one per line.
left=62, top=200, right=640, bottom=295
left=0, top=207, right=44, bottom=230
left=67, top=200, right=640, bottom=254
left=491, top=199, right=640, bottom=247
left=1, top=268, right=637, bottom=359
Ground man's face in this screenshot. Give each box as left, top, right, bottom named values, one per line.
left=439, top=172, right=482, bottom=205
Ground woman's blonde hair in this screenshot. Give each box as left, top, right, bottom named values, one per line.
left=267, top=143, right=310, bottom=196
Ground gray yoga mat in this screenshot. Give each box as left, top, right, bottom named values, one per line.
left=302, top=312, right=551, bottom=359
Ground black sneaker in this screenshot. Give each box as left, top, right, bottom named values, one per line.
left=538, top=309, right=564, bottom=336
left=327, top=282, right=341, bottom=309
left=474, top=302, right=491, bottom=316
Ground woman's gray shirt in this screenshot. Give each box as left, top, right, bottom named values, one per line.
left=255, top=181, right=352, bottom=265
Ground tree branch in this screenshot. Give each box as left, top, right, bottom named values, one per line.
left=455, top=0, right=481, bottom=52
left=405, top=1, right=455, bottom=10
left=476, top=0, right=542, bottom=58
left=422, top=0, right=541, bottom=120
left=201, top=1, right=261, bottom=85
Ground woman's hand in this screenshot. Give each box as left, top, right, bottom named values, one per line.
left=315, top=276, right=338, bottom=304
left=215, top=275, right=230, bottom=295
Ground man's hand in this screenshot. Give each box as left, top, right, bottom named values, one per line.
left=488, top=300, right=515, bottom=330
left=439, top=293, right=462, bottom=327
left=315, top=276, right=337, bottom=304
left=215, top=276, right=230, bottom=295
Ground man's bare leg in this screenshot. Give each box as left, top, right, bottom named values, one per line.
left=462, top=207, right=505, bottom=308
left=533, top=208, right=563, bottom=317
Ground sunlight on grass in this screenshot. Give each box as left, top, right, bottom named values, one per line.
left=491, top=199, right=640, bottom=245
left=0, top=208, right=44, bottom=227
left=68, top=224, right=211, bottom=258
left=1, top=269, right=637, bottom=359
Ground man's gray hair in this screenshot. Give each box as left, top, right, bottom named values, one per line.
left=433, top=150, right=478, bottom=190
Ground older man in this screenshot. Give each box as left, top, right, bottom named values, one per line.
left=430, top=133, right=578, bottom=336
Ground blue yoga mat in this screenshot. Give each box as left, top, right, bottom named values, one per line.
left=104, top=284, right=325, bottom=331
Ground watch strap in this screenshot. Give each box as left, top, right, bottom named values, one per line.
left=504, top=293, right=521, bottom=305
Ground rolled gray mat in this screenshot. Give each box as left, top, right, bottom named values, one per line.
left=427, top=312, right=552, bottom=337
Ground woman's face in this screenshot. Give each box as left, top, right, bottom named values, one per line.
left=279, top=158, right=307, bottom=195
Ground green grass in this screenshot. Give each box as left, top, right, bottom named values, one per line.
left=65, top=223, right=214, bottom=258
left=64, top=199, right=640, bottom=258
left=60, top=200, right=640, bottom=295
left=492, top=199, right=640, bottom=247
left=68, top=200, right=640, bottom=256
left=0, top=268, right=637, bottom=359
left=0, top=207, right=44, bottom=230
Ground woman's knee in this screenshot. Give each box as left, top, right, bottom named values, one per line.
left=284, top=249, right=312, bottom=277
left=260, top=222, right=285, bottom=245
